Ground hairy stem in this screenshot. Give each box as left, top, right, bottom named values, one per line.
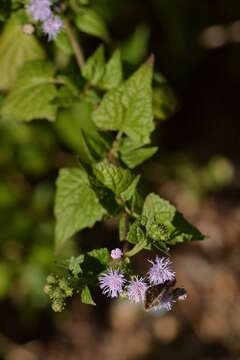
left=64, top=19, right=85, bottom=72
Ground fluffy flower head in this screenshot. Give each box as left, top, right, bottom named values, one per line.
left=111, top=248, right=123, bottom=260
left=148, top=256, right=175, bottom=285
left=27, top=0, right=52, bottom=22
left=99, top=269, right=125, bottom=298
left=42, top=15, right=63, bottom=41
left=127, top=276, right=147, bottom=304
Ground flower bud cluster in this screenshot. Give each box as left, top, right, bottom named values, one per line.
left=26, top=0, right=63, bottom=40
left=44, top=274, right=73, bottom=312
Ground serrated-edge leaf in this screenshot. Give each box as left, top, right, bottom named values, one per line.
left=54, top=168, right=105, bottom=251
left=93, top=61, right=154, bottom=144
left=93, top=160, right=133, bottom=195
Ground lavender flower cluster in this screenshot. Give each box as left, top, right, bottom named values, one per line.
left=99, top=250, right=183, bottom=312
left=26, top=0, right=63, bottom=41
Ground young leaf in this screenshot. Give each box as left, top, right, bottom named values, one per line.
left=56, top=101, right=108, bottom=164
left=93, top=160, right=133, bottom=196
left=68, top=255, right=85, bottom=278
left=54, top=168, right=105, bottom=251
left=0, top=14, right=45, bottom=90
left=93, top=59, right=154, bottom=144
left=142, top=193, right=205, bottom=245
left=87, top=248, right=110, bottom=266
left=120, top=175, right=141, bottom=202
left=82, top=45, right=105, bottom=86
left=101, top=49, right=123, bottom=90
left=1, top=61, right=57, bottom=122
left=81, top=286, right=96, bottom=305
left=120, top=137, right=158, bottom=169
left=127, top=218, right=146, bottom=245
left=75, top=8, right=109, bottom=42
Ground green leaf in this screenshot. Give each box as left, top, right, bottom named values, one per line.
left=125, top=239, right=148, bottom=257
left=121, top=24, right=150, bottom=65
left=68, top=255, right=85, bottom=278
left=56, top=101, right=108, bottom=164
left=75, top=8, right=109, bottom=42
left=142, top=193, right=176, bottom=224
left=55, top=30, right=73, bottom=55
left=81, top=286, right=96, bottom=305
left=170, top=212, right=205, bottom=244
left=120, top=137, right=158, bottom=169
left=101, top=49, right=123, bottom=90
left=82, top=45, right=105, bottom=86
left=0, top=14, right=45, bottom=90
left=153, top=86, right=177, bottom=121
left=87, top=248, right=110, bottom=267
left=93, top=60, right=154, bottom=144
left=88, top=174, right=121, bottom=216
left=1, top=61, right=57, bottom=122
left=54, top=168, right=105, bottom=251
left=142, top=193, right=205, bottom=245
left=93, top=160, right=133, bottom=196
left=127, top=218, right=146, bottom=245
left=120, top=175, right=140, bottom=202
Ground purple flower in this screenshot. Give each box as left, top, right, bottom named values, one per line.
left=99, top=269, right=125, bottom=298
left=26, top=0, right=52, bottom=22
left=111, top=248, right=123, bottom=260
left=148, top=256, right=175, bottom=285
left=42, top=15, right=63, bottom=41
left=127, top=276, right=148, bottom=304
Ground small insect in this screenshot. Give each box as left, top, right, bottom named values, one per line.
left=144, top=278, right=187, bottom=312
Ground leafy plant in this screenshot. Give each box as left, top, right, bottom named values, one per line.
left=0, top=0, right=204, bottom=312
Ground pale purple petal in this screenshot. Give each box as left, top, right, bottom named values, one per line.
left=148, top=256, right=175, bottom=285
left=127, top=276, right=147, bottom=304
left=111, top=248, right=123, bottom=260
left=26, top=0, right=52, bottom=22
left=42, top=16, right=63, bottom=41
left=99, top=269, right=125, bottom=298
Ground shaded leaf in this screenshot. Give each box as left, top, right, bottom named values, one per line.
left=75, top=8, right=109, bottom=42
left=82, top=45, right=105, bottom=86
left=56, top=101, right=108, bottom=164
left=1, top=61, right=57, bottom=121
left=54, top=168, right=105, bottom=250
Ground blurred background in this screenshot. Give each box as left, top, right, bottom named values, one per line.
left=1, top=0, right=240, bottom=359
